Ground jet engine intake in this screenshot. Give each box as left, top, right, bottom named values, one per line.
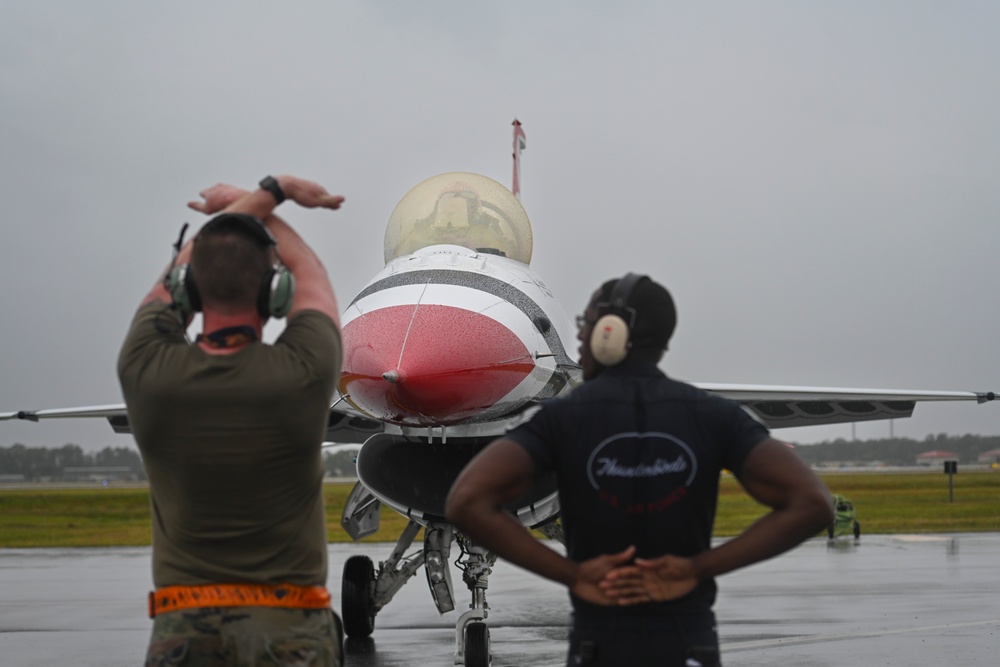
left=355, top=433, right=558, bottom=527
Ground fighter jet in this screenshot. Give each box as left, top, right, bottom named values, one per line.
left=4, top=121, right=996, bottom=667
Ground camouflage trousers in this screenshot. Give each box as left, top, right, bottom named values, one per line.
left=145, top=606, right=343, bottom=667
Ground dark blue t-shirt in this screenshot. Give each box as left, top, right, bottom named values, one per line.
left=505, top=360, right=769, bottom=616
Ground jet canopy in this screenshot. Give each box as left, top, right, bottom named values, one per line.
left=384, top=172, right=533, bottom=264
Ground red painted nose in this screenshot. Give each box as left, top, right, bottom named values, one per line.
left=340, top=304, right=534, bottom=425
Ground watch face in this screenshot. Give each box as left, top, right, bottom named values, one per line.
left=260, top=176, right=285, bottom=204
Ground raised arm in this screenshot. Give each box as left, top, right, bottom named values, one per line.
left=182, top=176, right=345, bottom=325
left=140, top=225, right=196, bottom=310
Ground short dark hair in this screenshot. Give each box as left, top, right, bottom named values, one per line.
left=190, top=217, right=272, bottom=312
left=596, top=276, right=676, bottom=360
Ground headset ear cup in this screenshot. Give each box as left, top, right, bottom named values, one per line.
left=166, top=264, right=200, bottom=314
left=590, top=313, right=630, bottom=366
left=258, top=267, right=296, bottom=318
left=269, top=269, right=295, bottom=318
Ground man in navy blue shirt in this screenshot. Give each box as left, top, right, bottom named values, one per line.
left=446, top=274, right=833, bottom=666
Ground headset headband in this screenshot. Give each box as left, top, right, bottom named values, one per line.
left=598, top=272, right=646, bottom=326
left=200, top=213, right=277, bottom=248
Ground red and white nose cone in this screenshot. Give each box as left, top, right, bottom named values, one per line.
left=340, top=304, right=533, bottom=425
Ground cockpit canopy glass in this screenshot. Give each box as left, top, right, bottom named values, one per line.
left=384, top=172, right=533, bottom=264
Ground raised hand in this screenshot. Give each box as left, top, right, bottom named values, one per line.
left=277, top=176, right=345, bottom=210
left=187, top=184, right=249, bottom=215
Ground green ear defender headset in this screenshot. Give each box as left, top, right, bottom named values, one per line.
left=164, top=213, right=295, bottom=319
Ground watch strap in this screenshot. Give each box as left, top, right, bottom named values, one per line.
left=259, top=176, right=286, bottom=205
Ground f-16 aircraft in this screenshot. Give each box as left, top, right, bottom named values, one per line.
left=3, top=121, right=997, bottom=666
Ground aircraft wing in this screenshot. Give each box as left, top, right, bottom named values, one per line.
left=5, top=385, right=994, bottom=435
left=696, top=383, right=998, bottom=429
left=1, top=404, right=132, bottom=432
left=2, top=400, right=385, bottom=443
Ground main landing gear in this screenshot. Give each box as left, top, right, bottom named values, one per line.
left=341, top=554, right=376, bottom=637
left=340, top=519, right=497, bottom=666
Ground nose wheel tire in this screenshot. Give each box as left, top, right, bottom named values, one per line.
left=342, top=555, right=376, bottom=638
left=464, top=621, right=491, bottom=667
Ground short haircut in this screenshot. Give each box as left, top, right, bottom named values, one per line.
left=596, top=276, right=677, bottom=360
left=190, top=218, right=272, bottom=312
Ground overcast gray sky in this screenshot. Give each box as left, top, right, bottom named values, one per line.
left=3, top=1, right=999, bottom=452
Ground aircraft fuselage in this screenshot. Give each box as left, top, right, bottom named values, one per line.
left=340, top=244, right=580, bottom=434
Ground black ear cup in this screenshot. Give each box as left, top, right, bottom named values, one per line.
left=589, top=273, right=647, bottom=366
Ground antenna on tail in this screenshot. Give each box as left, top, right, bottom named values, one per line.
left=512, top=119, right=526, bottom=200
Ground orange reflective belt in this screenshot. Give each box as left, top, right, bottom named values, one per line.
left=149, top=583, right=331, bottom=618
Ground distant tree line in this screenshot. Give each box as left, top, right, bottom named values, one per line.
left=791, top=433, right=1000, bottom=466
left=0, top=443, right=359, bottom=481
left=5, top=434, right=997, bottom=481
left=0, top=444, right=147, bottom=481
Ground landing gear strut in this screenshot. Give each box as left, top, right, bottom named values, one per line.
left=341, top=519, right=425, bottom=640
left=453, top=534, right=496, bottom=666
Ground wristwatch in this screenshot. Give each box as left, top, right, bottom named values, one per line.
left=259, top=176, right=286, bottom=205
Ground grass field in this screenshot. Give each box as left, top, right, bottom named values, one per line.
left=1, top=472, right=997, bottom=548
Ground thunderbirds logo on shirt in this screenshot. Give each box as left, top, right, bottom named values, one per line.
left=586, top=432, right=698, bottom=513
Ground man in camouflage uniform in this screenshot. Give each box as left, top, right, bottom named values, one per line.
left=119, top=175, right=345, bottom=666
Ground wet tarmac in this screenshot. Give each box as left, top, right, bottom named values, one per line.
left=2, top=535, right=998, bottom=666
